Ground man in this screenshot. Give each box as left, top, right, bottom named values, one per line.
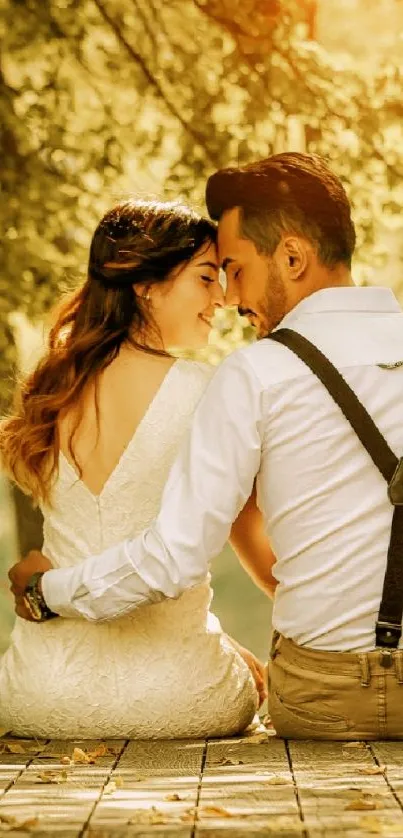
left=10, top=152, right=403, bottom=738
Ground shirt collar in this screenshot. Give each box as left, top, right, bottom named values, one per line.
left=277, top=286, right=401, bottom=329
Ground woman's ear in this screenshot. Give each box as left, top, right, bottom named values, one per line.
left=283, top=236, right=309, bottom=281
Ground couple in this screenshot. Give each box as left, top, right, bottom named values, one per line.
left=4, top=151, right=403, bottom=741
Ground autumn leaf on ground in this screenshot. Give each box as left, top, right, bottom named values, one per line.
left=245, top=719, right=268, bottom=735
left=0, top=813, right=40, bottom=830
left=220, top=758, right=244, bottom=766
left=1, top=743, right=25, bottom=754
left=358, top=765, right=386, bottom=775
left=345, top=797, right=383, bottom=811
left=164, top=793, right=183, bottom=801
left=265, top=776, right=292, bottom=785
left=127, top=808, right=169, bottom=825
left=72, top=747, right=93, bottom=764
left=87, top=744, right=116, bottom=760
left=71, top=744, right=115, bottom=764
left=103, top=777, right=124, bottom=795
left=343, top=742, right=367, bottom=749
left=0, top=814, right=17, bottom=825
left=359, top=816, right=382, bottom=834
left=243, top=733, right=269, bottom=744
left=180, top=808, right=196, bottom=822
left=36, top=769, right=68, bottom=784
left=198, top=806, right=234, bottom=818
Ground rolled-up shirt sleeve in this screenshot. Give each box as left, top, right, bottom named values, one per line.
left=42, top=352, right=264, bottom=621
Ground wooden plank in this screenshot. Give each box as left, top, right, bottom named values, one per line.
left=115, top=739, right=205, bottom=775
left=0, top=738, right=124, bottom=836
left=196, top=734, right=303, bottom=836
left=88, top=739, right=203, bottom=835
left=371, top=741, right=403, bottom=768
left=370, top=742, right=403, bottom=814
left=0, top=737, right=47, bottom=795
left=289, top=740, right=403, bottom=837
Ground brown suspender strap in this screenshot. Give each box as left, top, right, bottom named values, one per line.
left=269, top=327, right=403, bottom=650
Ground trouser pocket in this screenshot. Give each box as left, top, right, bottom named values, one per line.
left=268, top=648, right=351, bottom=738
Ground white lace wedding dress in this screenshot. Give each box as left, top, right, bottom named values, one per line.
left=0, top=360, right=257, bottom=739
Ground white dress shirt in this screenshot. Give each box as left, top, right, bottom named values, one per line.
left=43, top=286, right=403, bottom=651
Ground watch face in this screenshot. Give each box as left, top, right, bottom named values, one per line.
left=23, top=592, right=42, bottom=622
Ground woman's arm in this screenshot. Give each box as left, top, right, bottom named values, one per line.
left=229, top=483, right=277, bottom=598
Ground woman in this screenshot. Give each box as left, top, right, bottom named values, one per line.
left=0, top=200, right=267, bottom=739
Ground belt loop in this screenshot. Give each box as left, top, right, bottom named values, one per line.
left=394, top=651, right=403, bottom=684
left=270, top=630, right=282, bottom=660
left=359, top=653, right=371, bottom=687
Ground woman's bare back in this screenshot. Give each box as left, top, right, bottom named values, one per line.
left=58, top=348, right=176, bottom=497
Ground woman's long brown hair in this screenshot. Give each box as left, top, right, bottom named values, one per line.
left=0, top=200, right=216, bottom=504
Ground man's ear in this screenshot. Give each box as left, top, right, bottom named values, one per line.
left=282, top=236, right=309, bottom=281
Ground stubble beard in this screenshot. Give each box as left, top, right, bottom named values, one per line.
left=258, top=262, right=287, bottom=338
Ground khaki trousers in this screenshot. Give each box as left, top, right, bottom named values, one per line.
left=267, top=631, right=403, bottom=740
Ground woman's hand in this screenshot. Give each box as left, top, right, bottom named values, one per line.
left=227, top=636, right=267, bottom=707
left=9, top=550, right=53, bottom=620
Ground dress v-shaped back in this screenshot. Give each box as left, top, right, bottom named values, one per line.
left=0, top=359, right=257, bottom=739
left=58, top=359, right=180, bottom=501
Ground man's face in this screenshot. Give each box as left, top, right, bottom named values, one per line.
left=217, top=207, right=288, bottom=337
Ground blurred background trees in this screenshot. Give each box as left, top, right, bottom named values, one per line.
left=1, top=0, right=402, bottom=653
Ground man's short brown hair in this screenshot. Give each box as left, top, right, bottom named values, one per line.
left=206, top=152, right=356, bottom=268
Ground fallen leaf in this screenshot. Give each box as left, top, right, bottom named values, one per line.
left=72, top=747, right=93, bottom=764
left=198, top=805, right=234, bottom=818
left=343, top=742, right=367, bottom=749
left=359, top=816, right=382, bottom=834
left=103, top=781, right=117, bottom=795
left=245, top=720, right=268, bottom=735
left=164, top=793, right=183, bottom=802
left=37, top=769, right=68, bottom=784
left=15, top=817, right=40, bottom=831
left=244, top=733, right=269, bottom=744
left=0, top=814, right=40, bottom=830
left=180, top=809, right=195, bottom=823
left=358, top=765, right=386, bottom=775
left=266, top=776, right=292, bottom=785
left=0, top=814, right=17, bottom=825
left=2, top=743, right=25, bottom=754
left=127, top=808, right=169, bottom=825
left=345, top=798, right=383, bottom=811
left=103, top=777, right=123, bottom=795
left=87, top=744, right=108, bottom=760
left=220, top=758, right=244, bottom=766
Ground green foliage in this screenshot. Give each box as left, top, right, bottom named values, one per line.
left=1, top=0, right=402, bottom=408
left=171, top=308, right=256, bottom=365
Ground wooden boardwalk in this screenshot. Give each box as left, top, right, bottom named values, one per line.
left=1, top=724, right=403, bottom=836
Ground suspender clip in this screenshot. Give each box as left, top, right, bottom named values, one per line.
left=388, top=458, right=403, bottom=505
left=379, top=649, right=393, bottom=668
left=376, top=621, right=402, bottom=649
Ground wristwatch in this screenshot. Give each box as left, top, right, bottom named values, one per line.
left=23, top=572, right=58, bottom=622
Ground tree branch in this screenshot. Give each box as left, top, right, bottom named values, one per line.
left=92, top=0, right=221, bottom=167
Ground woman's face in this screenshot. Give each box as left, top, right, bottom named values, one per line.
left=150, top=241, right=224, bottom=349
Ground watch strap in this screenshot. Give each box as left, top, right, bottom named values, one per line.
left=23, top=572, right=58, bottom=622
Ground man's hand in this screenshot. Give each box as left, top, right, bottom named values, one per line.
left=9, top=550, right=52, bottom=621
